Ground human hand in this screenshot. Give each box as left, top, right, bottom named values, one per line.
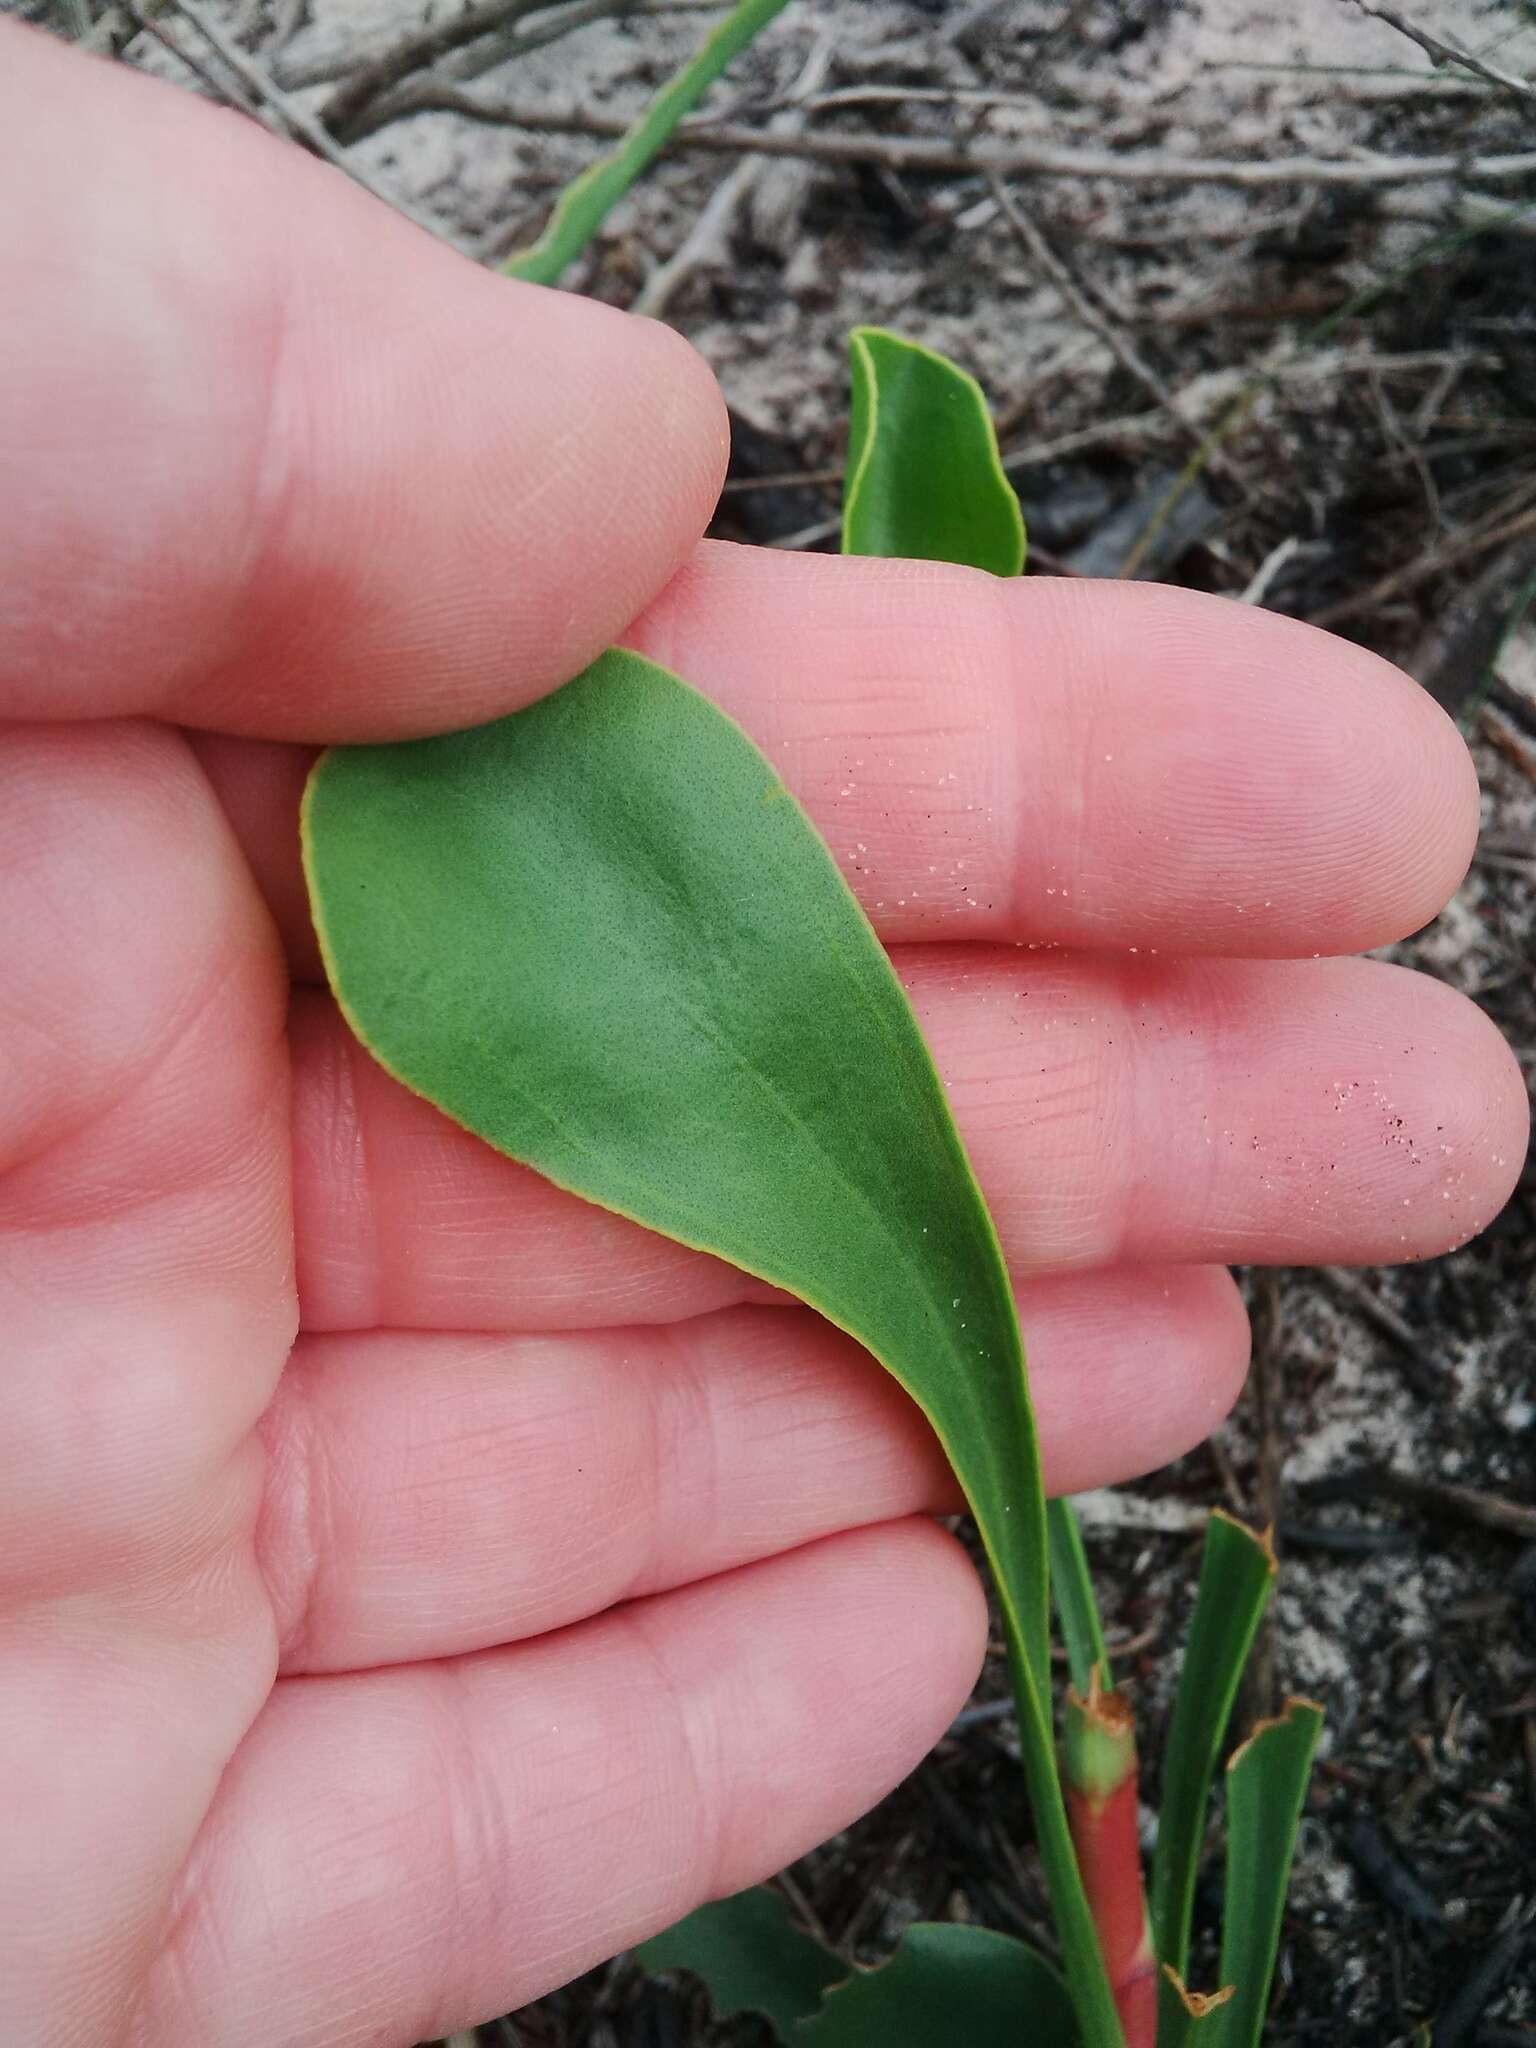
left=1, top=23, right=1525, bottom=2047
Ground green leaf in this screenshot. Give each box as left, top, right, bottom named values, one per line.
left=1150, top=1511, right=1275, bottom=2032
left=1210, top=1700, right=1323, bottom=2048
left=842, top=329, right=1026, bottom=575
left=638, top=1887, right=842, bottom=2037
left=303, top=647, right=1121, bottom=2044
left=304, top=655, right=1048, bottom=1669
left=1048, top=1497, right=1112, bottom=1696
left=504, top=0, right=793, bottom=285
left=797, top=1924, right=1078, bottom=2046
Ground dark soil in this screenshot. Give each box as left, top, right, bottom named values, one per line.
left=40, top=0, right=1536, bottom=2038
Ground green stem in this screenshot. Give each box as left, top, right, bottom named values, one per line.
left=1048, top=1497, right=1112, bottom=1695
left=505, top=0, right=794, bottom=285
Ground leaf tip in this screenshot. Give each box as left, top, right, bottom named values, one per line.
left=1209, top=1506, right=1279, bottom=1574
left=1161, top=1964, right=1236, bottom=2018
left=1226, top=1695, right=1326, bottom=1775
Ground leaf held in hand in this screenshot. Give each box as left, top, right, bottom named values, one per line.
left=303, top=646, right=1049, bottom=1701
left=842, top=328, right=1026, bottom=575
left=638, top=1887, right=841, bottom=2037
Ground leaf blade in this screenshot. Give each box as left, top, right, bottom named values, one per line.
left=504, top=0, right=793, bottom=286
left=1211, top=1700, right=1324, bottom=2048
left=304, top=648, right=1122, bottom=2042
left=1149, top=1511, right=1276, bottom=2028
left=796, top=1923, right=1079, bottom=2047
left=841, top=329, right=1026, bottom=575
left=638, top=1887, right=842, bottom=2037
left=306, top=651, right=1045, bottom=1657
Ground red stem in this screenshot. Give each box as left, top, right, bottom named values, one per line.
left=1065, top=1676, right=1157, bottom=2048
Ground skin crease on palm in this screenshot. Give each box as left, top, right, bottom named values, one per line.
left=0, top=21, right=1527, bottom=2048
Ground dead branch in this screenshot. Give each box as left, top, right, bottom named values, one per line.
left=141, top=0, right=450, bottom=237
left=633, top=33, right=833, bottom=319
left=988, top=175, right=1235, bottom=474
left=320, top=0, right=573, bottom=142
left=397, top=90, right=1536, bottom=185
left=1349, top=0, right=1536, bottom=109
left=1310, top=500, right=1536, bottom=629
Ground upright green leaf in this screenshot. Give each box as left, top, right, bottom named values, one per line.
left=842, top=329, right=1026, bottom=575
left=797, top=1924, right=1079, bottom=2047
left=838, top=333, right=1124, bottom=2037
left=1211, top=1700, right=1324, bottom=2048
left=1150, top=1512, right=1275, bottom=2034
left=1048, top=1497, right=1112, bottom=1695
left=505, top=0, right=793, bottom=285
left=638, top=1887, right=842, bottom=2037
left=303, top=648, right=1120, bottom=2046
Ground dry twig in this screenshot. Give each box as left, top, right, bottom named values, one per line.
left=1308, top=1466, right=1536, bottom=1542
left=633, top=32, right=833, bottom=318
left=1349, top=0, right=1536, bottom=109
left=137, top=0, right=448, bottom=236
left=1310, top=499, right=1536, bottom=629
left=320, top=0, right=566, bottom=141
left=1318, top=1265, right=1422, bottom=1355
left=986, top=176, right=1235, bottom=477
left=380, top=89, right=1536, bottom=186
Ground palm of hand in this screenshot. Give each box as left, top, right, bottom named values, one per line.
left=2, top=25, right=1525, bottom=2048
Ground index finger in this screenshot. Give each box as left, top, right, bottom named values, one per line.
left=623, top=544, right=1479, bottom=958
left=206, top=534, right=1478, bottom=969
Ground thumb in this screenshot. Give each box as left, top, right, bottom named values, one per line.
left=0, top=22, right=727, bottom=741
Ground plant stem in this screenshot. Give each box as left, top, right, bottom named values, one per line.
left=505, top=0, right=794, bottom=285
left=1065, top=1675, right=1156, bottom=2046
left=1048, top=1496, right=1112, bottom=1695
left=1000, top=1626, right=1128, bottom=2048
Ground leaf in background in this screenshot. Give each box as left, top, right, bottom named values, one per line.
left=1211, top=1700, right=1324, bottom=2048
left=839, top=333, right=1125, bottom=2038
left=1149, top=1511, right=1276, bottom=2036
left=637, top=1887, right=842, bottom=2037
left=797, top=1923, right=1079, bottom=2046
left=841, top=329, right=1026, bottom=575
left=504, top=0, right=794, bottom=285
